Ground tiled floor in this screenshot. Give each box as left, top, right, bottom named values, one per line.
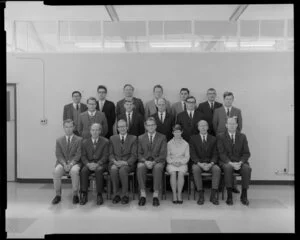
left=6, top=182, right=294, bottom=237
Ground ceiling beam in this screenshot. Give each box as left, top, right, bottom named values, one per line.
left=105, top=5, right=130, bottom=51
left=29, top=22, right=46, bottom=51
left=229, top=5, right=249, bottom=22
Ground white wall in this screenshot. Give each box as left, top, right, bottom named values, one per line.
left=7, top=52, right=294, bottom=180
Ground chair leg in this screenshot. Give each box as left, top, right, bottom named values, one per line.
left=187, top=176, right=190, bottom=200
left=164, top=174, right=166, bottom=200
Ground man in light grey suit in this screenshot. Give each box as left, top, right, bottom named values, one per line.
left=52, top=119, right=82, bottom=205
left=109, top=119, right=138, bottom=205
left=212, top=91, right=242, bottom=193
left=78, top=97, right=108, bottom=139
left=144, top=85, right=172, bottom=120
left=137, top=117, right=167, bottom=207
left=171, top=88, right=190, bottom=120
left=213, top=91, right=242, bottom=135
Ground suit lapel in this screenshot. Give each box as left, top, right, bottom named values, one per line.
left=62, top=137, right=68, bottom=157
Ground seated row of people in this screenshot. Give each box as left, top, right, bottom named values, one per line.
left=52, top=116, right=251, bottom=207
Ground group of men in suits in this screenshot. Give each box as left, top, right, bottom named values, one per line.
left=54, top=85, right=251, bottom=206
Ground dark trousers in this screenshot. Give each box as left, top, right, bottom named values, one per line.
left=192, top=164, right=221, bottom=191
left=80, top=165, right=106, bottom=194
left=137, top=162, right=165, bottom=192
left=110, top=165, right=135, bottom=197
left=221, top=163, right=252, bottom=189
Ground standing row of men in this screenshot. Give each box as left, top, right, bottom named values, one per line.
left=63, top=85, right=243, bottom=192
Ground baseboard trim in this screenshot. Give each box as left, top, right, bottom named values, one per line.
left=14, top=179, right=294, bottom=185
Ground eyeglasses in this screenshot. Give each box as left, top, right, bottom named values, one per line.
left=98, top=91, right=106, bottom=94
left=186, top=101, right=196, bottom=104
left=146, top=124, right=156, bottom=127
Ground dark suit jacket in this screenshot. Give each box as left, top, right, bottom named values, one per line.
left=176, top=110, right=205, bottom=142
left=138, top=132, right=167, bottom=163
left=109, top=134, right=137, bottom=168
left=217, top=131, right=250, bottom=165
left=116, top=97, right=145, bottom=117
left=213, top=106, right=242, bottom=135
left=78, top=111, right=108, bottom=139
left=197, top=101, right=222, bottom=136
left=55, top=135, right=82, bottom=167
left=151, top=112, right=175, bottom=142
left=189, top=134, right=218, bottom=164
left=81, top=137, right=109, bottom=168
left=117, top=111, right=145, bottom=137
left=96, top=100, right=116, bottom=139
left=144, top=99, right=172, bottom=120
left=63, top=103, right=88, bottom=132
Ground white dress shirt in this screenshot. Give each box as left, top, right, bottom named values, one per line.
left=65, top=134, right=74, bottom=143
left=187, top=110, right=194, bottom=118
left=148, top=132, right=156, bottom=142
left=158, top=111, right=166, bottom=122
left=228, top=132, right=236, bottom=144
left=88, top=111, right=96, bottom=117
left=200, top=133, right=208, bottom=142
left=73, top=103, right=80, bottom=110
left=119, top=134, right=127, bottom=142
left=92, top=138, right=99, bottom=145
left=98, top=100, right=105, bottom=111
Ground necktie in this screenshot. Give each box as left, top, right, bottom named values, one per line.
left=160, top=112, right=163, bottom=123
left=189, top=111, right=193, bottom=120
left=150, top=135, right=153, bottom=145
left=76, top=104, right=79, bottom=111
left=183, top=102, right=187, bottom=111
left=231, top=134, right=234, bottom=145
left=121, top=136, right=125, bottom=144
left=93, top=140, right=97, bottom=149
left=67, top=136, right=71, bottom=151
left=227, top=108, right=230, bottom=117
left=203, top=136, right=206, bottom=144
left=211, top=102, right=214, bottom=111
left=127, top=113, right=131, bottom=126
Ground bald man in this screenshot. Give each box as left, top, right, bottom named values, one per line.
left=189, top=120, right=221, bottom=205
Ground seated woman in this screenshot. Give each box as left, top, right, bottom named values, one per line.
left=166, top=124, right=190, bottom=204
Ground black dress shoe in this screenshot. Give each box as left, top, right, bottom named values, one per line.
left=73, top=195, right=79, bottom=204
left=210, top=196, right=219, bottom=205
left=172, top=201, right=178, bottom=204
left=177, top=200, right=183, bottom=204
left=232, top=187, right=240, bottom=194
left=97, top=194, right=104, bottom=205
left=121, top=196, right=129, bottom=204
left=112, top=195, right=121, bottom=204
left=197, top=191, right=205, bottom=205
left=52, top=195, right=61, bottom=204
left=153, top=197, right=160, bottom=207
left=138, top=197, right=146, bottom=206
left=241, top=197, right=249, bottom=206
left=80, top=193, right=88, bottom=205
left=226, top=197, right=233, bottom=205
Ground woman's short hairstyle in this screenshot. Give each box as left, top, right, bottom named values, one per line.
left=172, top=124, right=183, bottom=132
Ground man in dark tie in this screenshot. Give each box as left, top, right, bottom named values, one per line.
left=151, top=98, right=175, bottom=142
left=217, top=117, right=251, bottom=206
left=197, top=88, right=222, bottom=136
left=63, top=91, right=88, bottom=136
left=137, top=117, right=167, bottom=207
left=116, top=84, right=145, bottom=117
left=109, top=119, right=138, bottom=204
left=52, top=119, right=82, bottom=204
left=95, top=85, right=116, bottom=139
left=189, top=120, right=221, bottom=205
left=176, top=96, right=205, bottom=142
left=79, top=123, right=109, bottom=205
left=171, top=88, right=190, bottom=121
left=117, top=99, right=145, bottom=137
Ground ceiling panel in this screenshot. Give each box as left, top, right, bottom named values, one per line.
left=260, top=20, right=284, bottom=37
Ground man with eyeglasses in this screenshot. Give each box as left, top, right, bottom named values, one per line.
left=63, top=91, right=88, bottom=136
left=117, top=99, right=145, bottom=137
left=197, top=88, right=222, bottom=136
left=176, top=96, right=205, bottom=142
left=109, top=119, right=138, bottom=205
left=116, top=84, right=145, bottom=117
left=217, top=117, right=251, bottom=206
left=78, top=97, right=108, bottom=139
left=137, top=117, right=167, bottom=207
left=95, top=85, right=116, bottom=139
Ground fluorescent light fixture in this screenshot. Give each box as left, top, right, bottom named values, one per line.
left=75, top=42, right=102, bottom=48
left=104, top=42, right=125, bottom=48
left=224, top=41, right=276, bottom=48
left=150, top=41, right=192, bottom=48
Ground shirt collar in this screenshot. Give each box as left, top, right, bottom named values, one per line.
left=158, top=111, right=166, bottom=115
left=91, top=137, right=99, bottom=144
left=187, top=110, right=194, bottom=114
left=148, top=132, right=156, bottom=139
left=120, top=134, right=127, bottom=140
left=88, top=111, right=96, bottom=116
left=225, top=106, right=232, bottom=111
left=73, top=103, right=80, bottom=108
left=228, top=132, right=236, bottom=137
left=66, top=134, right=74, bottom=142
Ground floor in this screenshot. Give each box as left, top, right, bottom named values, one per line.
left=6, top=182, right=295, bottom=237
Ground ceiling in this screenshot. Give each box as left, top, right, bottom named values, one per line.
left=5, top=3, right=294, bottom=53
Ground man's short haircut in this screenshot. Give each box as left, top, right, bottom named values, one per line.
left=145, top=116, right=157, bottom=125
left=172, top=124, right=183, bottom=132
left=153, top=84, right=163, bottom=92
left=207, top=88, right=216, bottom=93
left=97, top=85, right=107, bottom=93
left=63, top=119, right=74, bottom=126
left=157, top=97, right=166, bottom=104
left=197, top=120, right=208, bottom=127
left=227, top=117, right=238, bottom=124
left=180, top=88, right=190, bottom=94
left=123, top=84, right=134, bottom=91
left=87, top=97, right=97, bottom=104
left=223, top=91, right=234, bottom=99
left=72, top=91, right=81, bottom=97
left=185, top=96, right=196, bottom=102
left=90, top=123, right=102, bottom=130
left=117, top=119, right=128, bottom=127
